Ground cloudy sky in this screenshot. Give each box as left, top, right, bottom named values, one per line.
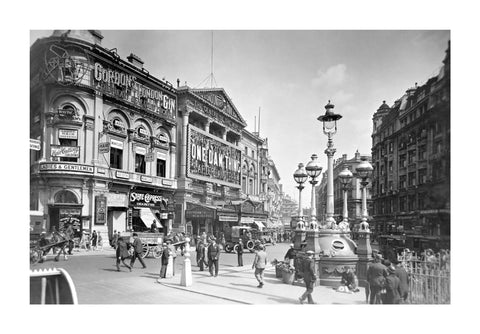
left=30, top=30, right=450, bottom=206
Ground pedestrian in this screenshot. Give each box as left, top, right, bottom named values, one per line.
left=299, top=250, right=317, bottom=304
left=366, top=254, right=388, bottom=304
left=284, top=243, right=296, bottom=267
left=130, top=233, right=147, bottom=269
left=65, top=222, right=75, bottom=255
left=340, top=266, right=360, bottom=292
left=207, top=237, right=221, bottom=277
left=91, top=230, right=98, bottom=251
left=384, top=260, right=402, bottom=304
left=151, top=220, right=158, bottom=233
left=116, top=237, right=132, bottom=272
left=196, top=240, right=206, bottom=271
left=237, top=238, right=244, bottom=267
left=166, top=239, right=177, bottom=276
left=252, top=244, right=267, bottom=288
left=111, top=230, right=118, bottom=249
left=393, top=259, right=409, bottom=303
left=159, top=243, right=170, bottom=278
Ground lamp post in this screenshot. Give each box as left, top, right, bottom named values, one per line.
left=293, top=163, right=308, bottom=229
left=317, top=101, right=342, bottom=227
left=338, top=165, right=353, bottom=230
left=305, top=154, right=323, bottom=229
left=356, top=157, right=373, bottom=231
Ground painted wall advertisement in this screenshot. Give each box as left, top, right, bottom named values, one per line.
left=95, top=195, right=107, bottom=225
left=51, top=145, right=80, bottom=158
left=187, top=126, right=241, bottom=187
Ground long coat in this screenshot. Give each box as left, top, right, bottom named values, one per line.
left=253, top=250, right=267, bottom=269
left=367, top=262, right=388, bottom=288
left=385, top=273, right=402, bottom=304
left=207, top=243, right=221, bottom=260
left=303, top=257, right=316, bottom=283
left=116, top=239, right=130, bottom=259
left=395, top=264, right=409, bottom=298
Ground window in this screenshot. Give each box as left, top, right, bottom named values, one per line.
left=408, top=172, right=416, bottom=187
left=399, top=154, right=406, bottom=168
left=251, top=150, right=255, bottom=159
left=249, top=179, right=254, bottom=194
left=408, top=196, right=416, bottom=211
left=135, top=153, right=146, bottom=174
left=389, top=142, right=394, bottom=153
left=418, top=145, right=426, bottom=160
left=389, top=161, right=393, bottom=172
left=110, top=147, right=123, bottom=169
left=399, top=197, right=406, bottom=212
left=408, top=150, right=416, bottom=164
left=58, top=138, right=78, bottom=162
left=418, top=193, right=425, bottom=210
left=399, top=175, right=407, bottom=189
left=244, top=147, right=248, bottom=156
left=418, top=168, right=427, bottom=184
left=156, top=159, right=166, bottom=177
left=242, top=177, right=247, bottom=193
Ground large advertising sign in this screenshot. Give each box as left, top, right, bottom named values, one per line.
left=129, top=190, right=166, bottom=209
left=187, top=126, right=241, bottom=187
left=51, top=145, right=80, bottom=158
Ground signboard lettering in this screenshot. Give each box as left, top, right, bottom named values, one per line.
left=129, top=190, right=165, bottom=208
left=110, top=139, right=124, bottom=149
left=115, top=171, right=130, bottom=179
left=39, top=163, right=93, bottom=173
left=187, top=126, right=241, bottom=186
left=98, top=142, right=111, bottom=153
left=51, top=145, right=80, bottom=158
left=140, top=175, right=153, bottom=183
left=145, top=152, right=155, bottom=162
left=30, top=138, right=41, bottom=151
left=58, top=129, right=78, bottom=139
left=95, top=195, right=107, bottom=225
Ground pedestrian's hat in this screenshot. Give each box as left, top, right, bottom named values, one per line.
left=306, top=250, right=314, bottom=255
left=289, top=243, right=294, bottom=247
left=387, top=265, right=396, bottom=274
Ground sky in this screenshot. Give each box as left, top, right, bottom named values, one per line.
left=30, top=29, right=450, bottom=206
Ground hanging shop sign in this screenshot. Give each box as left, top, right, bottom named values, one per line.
left=58, top=129, right=78, bottom=139
left=30, top=138, right=41, bottom=151
left=51, top=145, right=80, bottom=158
left=95, top=195, right=107, bottom=225
left=187, top=126, right=241, bottom=187
left=39, top=162, right=93, bottom=174
left=129, top=190, right=166, bottom=209
left=93, top=62, right=176, bottom=117
left=218, top=215, right=239, bottom=222
left=145, top=152, right=155, bottom=162
left=98, top=142, right=111, bottom=154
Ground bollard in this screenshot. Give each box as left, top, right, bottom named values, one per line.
left=180, top=238, right=192, bottom=286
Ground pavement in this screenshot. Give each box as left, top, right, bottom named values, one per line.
left=39, top=246, right=367, bottom=305
left=158, top=260, right=367, bottom=305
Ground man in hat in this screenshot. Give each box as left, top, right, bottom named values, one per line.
left=252, top=245, right=267, bottom=288
left=366, top=253, right=388, bottom=304
left=130, top=233, right=147, bottom=269
left=384, top=260, right=402, bottom=304
left=284, top=244, right=296, bottom=267
left=207, top=237, right=221, bottom=277
left=237, top=238, right=244, bottom=267
left=116, top=237, right=132, bottom=272
left=166, top=239, right=177, bottom=276
left=196, top=239, right=206, bottom=271
left=299, top=250, right=317, bottom=304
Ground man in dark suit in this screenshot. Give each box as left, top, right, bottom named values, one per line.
left=237, top=239, right=244, bottom=266
left=207, top=238, right=221, bottom=277
left=384, top=261, right=402, bottom=304
left=393, top=259, right=409, bottom=303
left=129, top=233, right=147, bottom=269
left=299, top=250, right=317, bottom=304
left=367, top=254, right=388, bottom=304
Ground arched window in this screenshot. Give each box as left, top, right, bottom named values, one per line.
left=54, top=190, right=78, bottom=204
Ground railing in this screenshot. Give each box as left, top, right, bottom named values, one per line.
left=400, top=258, right=450, bottom=304
left=30, top=268, right=78, bottom=304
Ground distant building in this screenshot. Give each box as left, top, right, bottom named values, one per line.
left=316, top=151, right=372, bottom=230
left=370, top=42, right=450, bottom=250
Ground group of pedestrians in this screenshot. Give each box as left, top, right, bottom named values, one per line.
left=114, top=233, right=147, bottom=272
left=195, top=236, right=221, bottom=277
left=366, top=253, right=409, bottom=304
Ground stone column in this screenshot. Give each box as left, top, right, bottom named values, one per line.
left=325, top=145, right=336, bottom=226
left=356, top=231, right=372, bottom=286
left=92, top=91, right=103, bottom=165
left=179, top=109, right=191, bottom=179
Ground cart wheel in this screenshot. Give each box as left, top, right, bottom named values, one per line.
left=152, top=246, right=163, bottom=259
left=30, top=249, right=41, bottom=264
left=233, top=244, right=239, bottom=253
left=224, top=244, right=233, bottom=253
left=140, top=244, right=149, bottom=258
left=246, top=240, right=255, bottom=252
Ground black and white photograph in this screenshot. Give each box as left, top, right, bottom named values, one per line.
left=6, top=1, right=479, bottom=333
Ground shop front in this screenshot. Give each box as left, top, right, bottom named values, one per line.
left=48, top=189, right=84, bottom=237
left=185, top=202, right=217, bottom=236
left=129, top=188, right=171, bottom=234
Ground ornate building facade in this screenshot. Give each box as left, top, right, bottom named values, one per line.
left=370, top=42, right=450, bottom=250
left=30, top=30, right=178, bottom=242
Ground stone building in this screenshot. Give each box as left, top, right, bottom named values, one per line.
left=30, top=30, right=178, bottom=242
left=370, top=42, right=450, bottom=250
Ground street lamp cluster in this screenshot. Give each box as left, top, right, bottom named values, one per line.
left=293, top=101, right=373, bottom=232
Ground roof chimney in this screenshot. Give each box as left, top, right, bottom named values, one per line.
left=127, top=53, right=144, bottom=69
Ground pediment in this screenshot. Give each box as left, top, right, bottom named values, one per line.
left=191, top=88, right=247, bottom=126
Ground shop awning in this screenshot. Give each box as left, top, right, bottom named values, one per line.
left=185, top=202, right=217, bottom=219
left=137, top=208, right=163, bottom=228
left=254, top=221, right=266, bottom=229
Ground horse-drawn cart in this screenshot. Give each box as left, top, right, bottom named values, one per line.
left=123, top=232, right=164, bottom=259
left=30, top=232, right=71, bottom=264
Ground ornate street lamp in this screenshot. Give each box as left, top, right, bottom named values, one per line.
left=317, top=101, right=342, bottom=227
left=356, top=157, right=373, bottom=230
left=338, top=165, right=353, bottom=231
left=305, top=154, right=323, bottom=229
left=293, top=163, right=308, bottom=229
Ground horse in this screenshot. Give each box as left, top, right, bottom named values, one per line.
left=36, top=231, right=70, bottom=263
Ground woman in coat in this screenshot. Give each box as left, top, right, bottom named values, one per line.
left=116, top=237, right=131, bottom=272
